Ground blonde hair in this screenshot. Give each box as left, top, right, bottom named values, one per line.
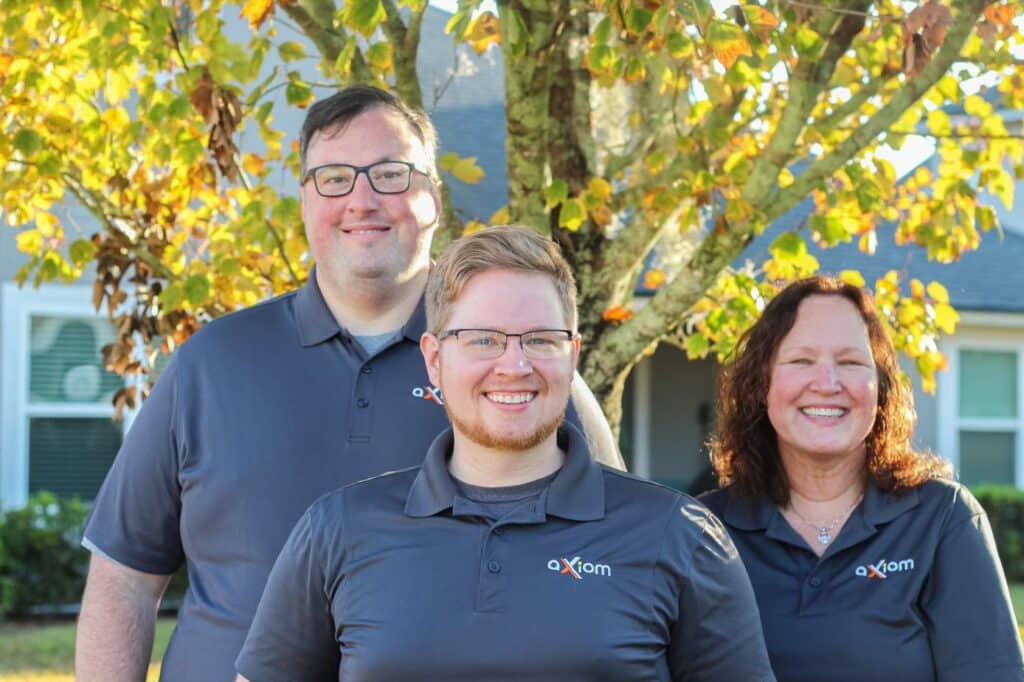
left=426, top=225, right=577, bottom=333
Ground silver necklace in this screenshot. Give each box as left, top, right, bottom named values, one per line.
left=787, top=493, right=863, bottom=545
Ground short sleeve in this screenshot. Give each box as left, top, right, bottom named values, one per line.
left=922, top=492, right=1024, bottom=681
left=82, top=353, right=186, bottom=574
left=236, top=507, right=340, bottom=681
left=663, top=499, right=775, bottom=682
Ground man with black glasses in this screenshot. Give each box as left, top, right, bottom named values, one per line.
left=76, top=86, right=622, bottom=681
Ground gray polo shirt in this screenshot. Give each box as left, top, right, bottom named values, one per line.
left=701, top=480, right=1024, bottom=682
left=236, top=425, right=775, bottom=682
left=83, top=275, right=585, bottom=682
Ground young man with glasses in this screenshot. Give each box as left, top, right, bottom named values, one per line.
left=235, top=226, right=774, bottom=682
left=77, top=87, right=622, bottom=681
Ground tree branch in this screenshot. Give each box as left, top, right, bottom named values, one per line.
left=284, top=0, right=372, bottom=82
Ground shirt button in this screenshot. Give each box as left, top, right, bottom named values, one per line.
left=808, top=576, right=822, bottom=587
left=361, top=366, right=372, bottom=374
left=487, top=560, right=501, bottom=573
left=493, top=527, right=503, bottom=536
left=356, top=398, right=369, bottom=408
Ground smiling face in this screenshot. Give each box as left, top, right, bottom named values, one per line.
left=766, top=295, right=879, bottom=467
left=420, top=269, right=579, bottom=452
left=301, top=107, right=440, bottom=293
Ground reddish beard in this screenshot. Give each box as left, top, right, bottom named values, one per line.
left=446, top=404, right=566, bottom=451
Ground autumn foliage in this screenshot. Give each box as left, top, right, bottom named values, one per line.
left=2, top=0, right=1023, bottom=427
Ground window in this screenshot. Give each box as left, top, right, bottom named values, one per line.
left=1, top=284, right=127, bottom=508
left=944, top=345, right=1023, bottom=487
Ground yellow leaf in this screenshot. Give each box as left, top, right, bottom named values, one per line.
left=926, top=281, right=949, bottom=304
left=242, top=153, right=266, bottom=177
left=488, top=206, right=509, bottom=225
left=463, top=219, right=487, bottom=235
left=465, top=12, right=501, bottom=54
left=15, top=229, right=43, bottom=255
left=933, top=302, right=959, bottom=333
left=438, top=152, right=485, bottom=184
left=240, top=0, right=274, bottom=29
left=741, top=5, right=779, bottom=42
left=707, top=20, right=752, bottom=70
left=838, top=270, right=865, bottom=287
left=35, top=212, right=59, bottom=237
left=101, top=107, right=131, bottom=132
left=643, top=268, right=666, bottom=290
left=910, top=278, right=925, bottom=300
left=778, top=167, right=794, bottom=188
left=587, top=177, right=613, bottom=203
left=602, top=305, right=634, bottom=323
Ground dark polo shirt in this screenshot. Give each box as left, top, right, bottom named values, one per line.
left=237, top=425, right=774, bottom=682
left=83, top=275, right=584, bottom=682
left=701, top=480, right=1024, bottom=682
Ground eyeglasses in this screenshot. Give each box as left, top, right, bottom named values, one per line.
left=437, top=329, right=576, bottom=360
left=303, top=161, right=429, bottom=197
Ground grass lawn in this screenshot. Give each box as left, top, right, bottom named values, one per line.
left=0, top=616, right=174, bottom=682
left=3, top=588, right=1024, bottom=679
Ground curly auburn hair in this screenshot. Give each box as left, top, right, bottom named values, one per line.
left=710, top=275, right=951, bottom=504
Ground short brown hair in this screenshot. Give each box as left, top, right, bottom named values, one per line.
left=299, top=85, right=439, bottom=177
left=426, top=225, right=577, bottom=333
left=711, top=275, right=951, bottom=504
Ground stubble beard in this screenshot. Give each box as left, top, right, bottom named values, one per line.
left=447, top=405, right=566, bottom=452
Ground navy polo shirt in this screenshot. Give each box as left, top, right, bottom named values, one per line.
left=237, top=425, right=774, bottom=682
left=701, top=480, right=1024, bottom=682
left=83, top=275, right=586, bottom=682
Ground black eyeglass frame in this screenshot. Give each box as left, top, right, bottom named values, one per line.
left=436, top=328, right=577, bottom=359
left=303, top=160, right=431, bottom=198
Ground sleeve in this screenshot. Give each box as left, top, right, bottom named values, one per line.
left=569, top=371, right=626, bottom=471
left=236, top=508, right=340, bottom=681
left=664, top=499, right=775, bottom=682
left=922, top=492, right=1024, bottom=682
left=81, top=353, right=186, bottom=574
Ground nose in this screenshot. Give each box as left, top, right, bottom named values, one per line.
left=810, top=361, right=841, bottom=392
left=344, top=172, right=379, bottom=211
left=492, top=338, right=533, bottom=376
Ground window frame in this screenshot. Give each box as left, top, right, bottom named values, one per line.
left=938, top=330, right=1024, bottom=489
left=1, top=283, right=128, bottom=509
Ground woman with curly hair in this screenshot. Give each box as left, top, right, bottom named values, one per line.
left=700, top=275, right=1023, bottom=682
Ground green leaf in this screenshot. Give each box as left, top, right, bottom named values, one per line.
left=558, top=197, right=586, bottom=231
left=13, top=129, right=42, bottom=155
left=793, top=24, right=823, bottom=58
left=587, top=44, right=615, bottom=71
left=545, top=179, right=569, bottom=208
left=184, top=274, right=211, bottom=306
left=159, top=282, right=184, bottom=311
left=285, top=80, right=314, bottom=107
left=593, top=16, right=612, bottom=44
left=667, top=32, right=694, bottom=59
left=685, top=332, right=711, bottom=358
left=625, top=8, right=653, bottom=34
left=706, top=20, right=751, bottom=69
left=69, top=239, right=97, bottom=266
left=338, top=0, right=386, bottom=37
left=277, top=41, right=307, bottom=63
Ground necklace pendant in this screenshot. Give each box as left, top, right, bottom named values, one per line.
left=817, top=528, right=832, bottom=545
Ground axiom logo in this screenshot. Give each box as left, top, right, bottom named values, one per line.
left=411, top=385, right=444, bottom=406
left=854, top=557, right=915, bottom=580
left=547, top=556, right=611, bottom=580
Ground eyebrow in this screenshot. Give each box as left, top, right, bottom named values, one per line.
left=780, top=345, right=871, bottom=356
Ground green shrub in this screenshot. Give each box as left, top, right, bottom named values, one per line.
left=0, top=492, right=91, bottom=618
left=0, top=492, right=189, bottom=620
left=973, top=485, right=1024, bottom=583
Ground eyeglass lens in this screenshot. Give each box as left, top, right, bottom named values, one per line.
left=313, top=162, right=412, bottom=196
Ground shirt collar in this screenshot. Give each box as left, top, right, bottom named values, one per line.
left=720, top=478, right=922, bottom=531
left=404, top=423, right=605, bottom=522
left=295, top=266, right=428, bottom=347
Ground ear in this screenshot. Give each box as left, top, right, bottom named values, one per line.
left=570, top=334, right=582, bottom=377
left=421, top=332, right=441, bottom=386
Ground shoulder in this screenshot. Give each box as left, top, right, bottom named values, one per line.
left=174, top=290, right=300, bottom=362
left=304, top=466, right=421, bottom=528
left=913, top=477, right=987, bottom=525
left=603, top=469, right=727, bottom=545
left=696, top=486, right=731, bottom=517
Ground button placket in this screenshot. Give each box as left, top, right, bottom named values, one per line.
left=475, top=525, right=508, bottom=613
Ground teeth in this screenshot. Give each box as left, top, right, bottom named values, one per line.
left=802, top=407, right=845, bottom=418
left=487, top=392, right=534, bottom=404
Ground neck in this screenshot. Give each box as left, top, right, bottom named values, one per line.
left=781, top=449, right=867, bottom=504
left=448, top=432, right=565, bottom=487
left=316, top=267, right=428, bottom=335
